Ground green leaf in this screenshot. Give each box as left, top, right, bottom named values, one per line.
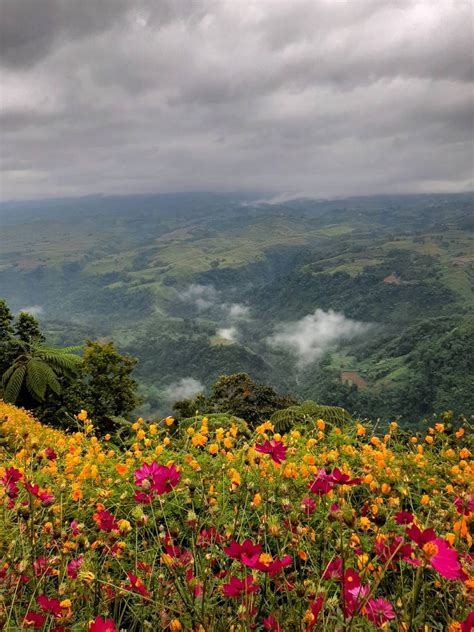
left=26, top=358, right=48, bottom=400
left=3, top=365, right=27, bottom=403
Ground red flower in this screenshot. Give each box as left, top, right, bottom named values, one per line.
left=37, top=595, right=62, bottom=617
left=395, top=511, right=414, bottom=525
left=255, top=440, right=287, bottom=464
left=330, top=468, right=362, bottom=486
left=2, top=466, right=22, bottom=501
left=44, top=447, right=57, bottom=460
left=306, top=594, right=324, bottom=631
left=93, top=510, right=119, bottom=533
left=308, top=468, right=361, bottom=496
left=23, top=611, right=46, bottom=628
left=124, top=571, right=150, bottom=598
left=365, top=597, right=396, bottom=628
left=89, top=616, right=118, bottom=632
left=224, top=539, right=262, bottom=568
left=222, top=574, right=259, bottom=598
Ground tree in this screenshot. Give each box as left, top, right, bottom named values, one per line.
left=174, top=373, right=297, bottom=426
left=64, top=340, right=141, bottom=432
left=0, top=299, right=14, bottom=343
left=14, top=312, right=45, bottom=344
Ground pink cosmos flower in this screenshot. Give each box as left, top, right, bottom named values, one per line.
left=197, top=527, right=224, bottom=547
left=306, top=594, right=325, bottom=631
left=407, top=526, right=466, bottom=580
left=89, top=616, right=118, bottom=632
left=37, top=595, right=62, bottom=617
left=222, top=574, right=259, bottom=598
left=454, top=495, right=474, bottom=516
left=365, top=597, right=396, bottom=628
left=134, top=461, right=181, bottom=501
left=24, top=482, right=54, bottom=505
left=2, top=466, right=22, bottom=502
left=255, top=555, right=293, bottom=576
left=374, top=536, right=418, bottom=568
left=163, top=543, right=193, bottom=567
left=224, top=539, right=262, bottom=567
left=67, top=556, right=83, bottom=579
left=300, top=496, right=316, bottom=516
left=322, top=557, right=343, bottom=580
left=308, top=468, right=361, bottom=496
left=94, top=510, right=119, bottom=533
left=255, top=440, right=287, bottom=464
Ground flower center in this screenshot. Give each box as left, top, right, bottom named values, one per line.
left=422, top=542, right=438, bottom=558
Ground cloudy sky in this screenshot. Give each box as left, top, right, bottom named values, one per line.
left=1, top=0, right=473, bottom=200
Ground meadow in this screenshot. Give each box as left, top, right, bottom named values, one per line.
left=1, top=402, right=472, bottom=631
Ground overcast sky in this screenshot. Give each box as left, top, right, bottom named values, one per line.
left=1, top=0, right=473, bottom=201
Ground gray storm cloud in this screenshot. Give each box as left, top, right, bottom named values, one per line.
left=1, top=0, right=472, bottom=200
left=269, top=309, right=371, bottom=367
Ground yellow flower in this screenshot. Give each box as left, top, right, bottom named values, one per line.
left=228, top=468, right=241, bottom=489
left=169, top=620, right=182, bottom=632
left=251, top=493, right=262, bottom=508
left=192, top=433, right=207, bottom=447
left=316, top=419, right=326, bottom=431
left=60, top=599, right=72, bottom=609
left=421, top=494, right=430, bottom=505
left=356, top=424, right=366, bottom=436
left=425, top=436, right=433, bottom=444
left=208, top=443, right=219, bottom=455
left=165, top=416, right=175, bottom=426
left=77, top=410, right=88, bottom=422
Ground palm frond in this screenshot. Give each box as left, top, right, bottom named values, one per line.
left=26, top=359, right=48, bottom=401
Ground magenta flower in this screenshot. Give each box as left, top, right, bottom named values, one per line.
left=407, top=526, right=466, bottom=580
left=44, top=447, right=57, bottom=460
left=365, top=597, right=396, bottom=628
left=308, top=469, right=335, bottom=495
left=322, top=557, right=343, bottom=580
left=222, top=574, right=259, bottom=597
left=300, top=496, right=316, bottom=515
left=255, top=440, right=287, bottom=464
left=67, top=556, right=83, bottom=579
left=197, top=527, right=224, bottom=547
left=89, top=616, right=118, bottom=632
left=37, top=595, right=62, bottom=617
left=395, top=511, right=414, bottom=525
left=224, top=539, right=262, bottom=567
left=23, top=611, right=46, bottom=628
left=461, top=611, right=474, bottom=632
left=330, top=468, right=362, bottom=486
left=134, top=461, right=181, bottom=500
left=454, top=495, right=474, bottom=516
left=94, top=510, right=119, bottom=533
left=24, top=481, right=55, bottom=505
left=263, top=614, right=282, bottom=631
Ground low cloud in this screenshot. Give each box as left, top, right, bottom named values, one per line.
left=19, top=305, right=44, bottom=317
left=217, top=326, right=238, bottom=343
left=179, top=284, right=217, bottom=310
left=223, top=303, right=250, bottom=320
left=164, top=377, right=204, bottom=401
left=269, top=308, right=371, bottom=367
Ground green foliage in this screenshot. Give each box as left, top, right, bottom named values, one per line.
left=14, top=312, right=45, bottom=344
left=270, top=400, right=352, bottom=433
left=1, top=342, right=81, bottom=404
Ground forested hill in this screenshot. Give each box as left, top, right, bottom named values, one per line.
left=1, top=191, right=473, bottom=423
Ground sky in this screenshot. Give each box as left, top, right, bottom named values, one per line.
left=1, top=0, right=473, bottom=201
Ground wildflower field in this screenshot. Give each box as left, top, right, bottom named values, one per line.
left=0, top=402, right=473, bottom=631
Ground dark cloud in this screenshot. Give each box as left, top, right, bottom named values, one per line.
left=0, top=0, right=473, bottom=200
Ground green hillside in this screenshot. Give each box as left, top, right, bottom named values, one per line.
left=1, top=192, right=473, bottom=422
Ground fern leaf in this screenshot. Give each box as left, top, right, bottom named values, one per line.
left=26, top=359, right=48, bottom=400
left=41, top=363, right=61, bottom=396
left=3, top=365, right=26, bottom=403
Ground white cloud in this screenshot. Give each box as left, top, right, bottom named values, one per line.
left=269, top=308, right=371, bottom=367
left=217, top=326, right=238, bottom=342
left=18, top=305, right=44, bottom=317
left=164, top=377, right=204, bottom=401
left=179, top=284, right=217, bottom=310
left=224, top=303, right=250, bottom=319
